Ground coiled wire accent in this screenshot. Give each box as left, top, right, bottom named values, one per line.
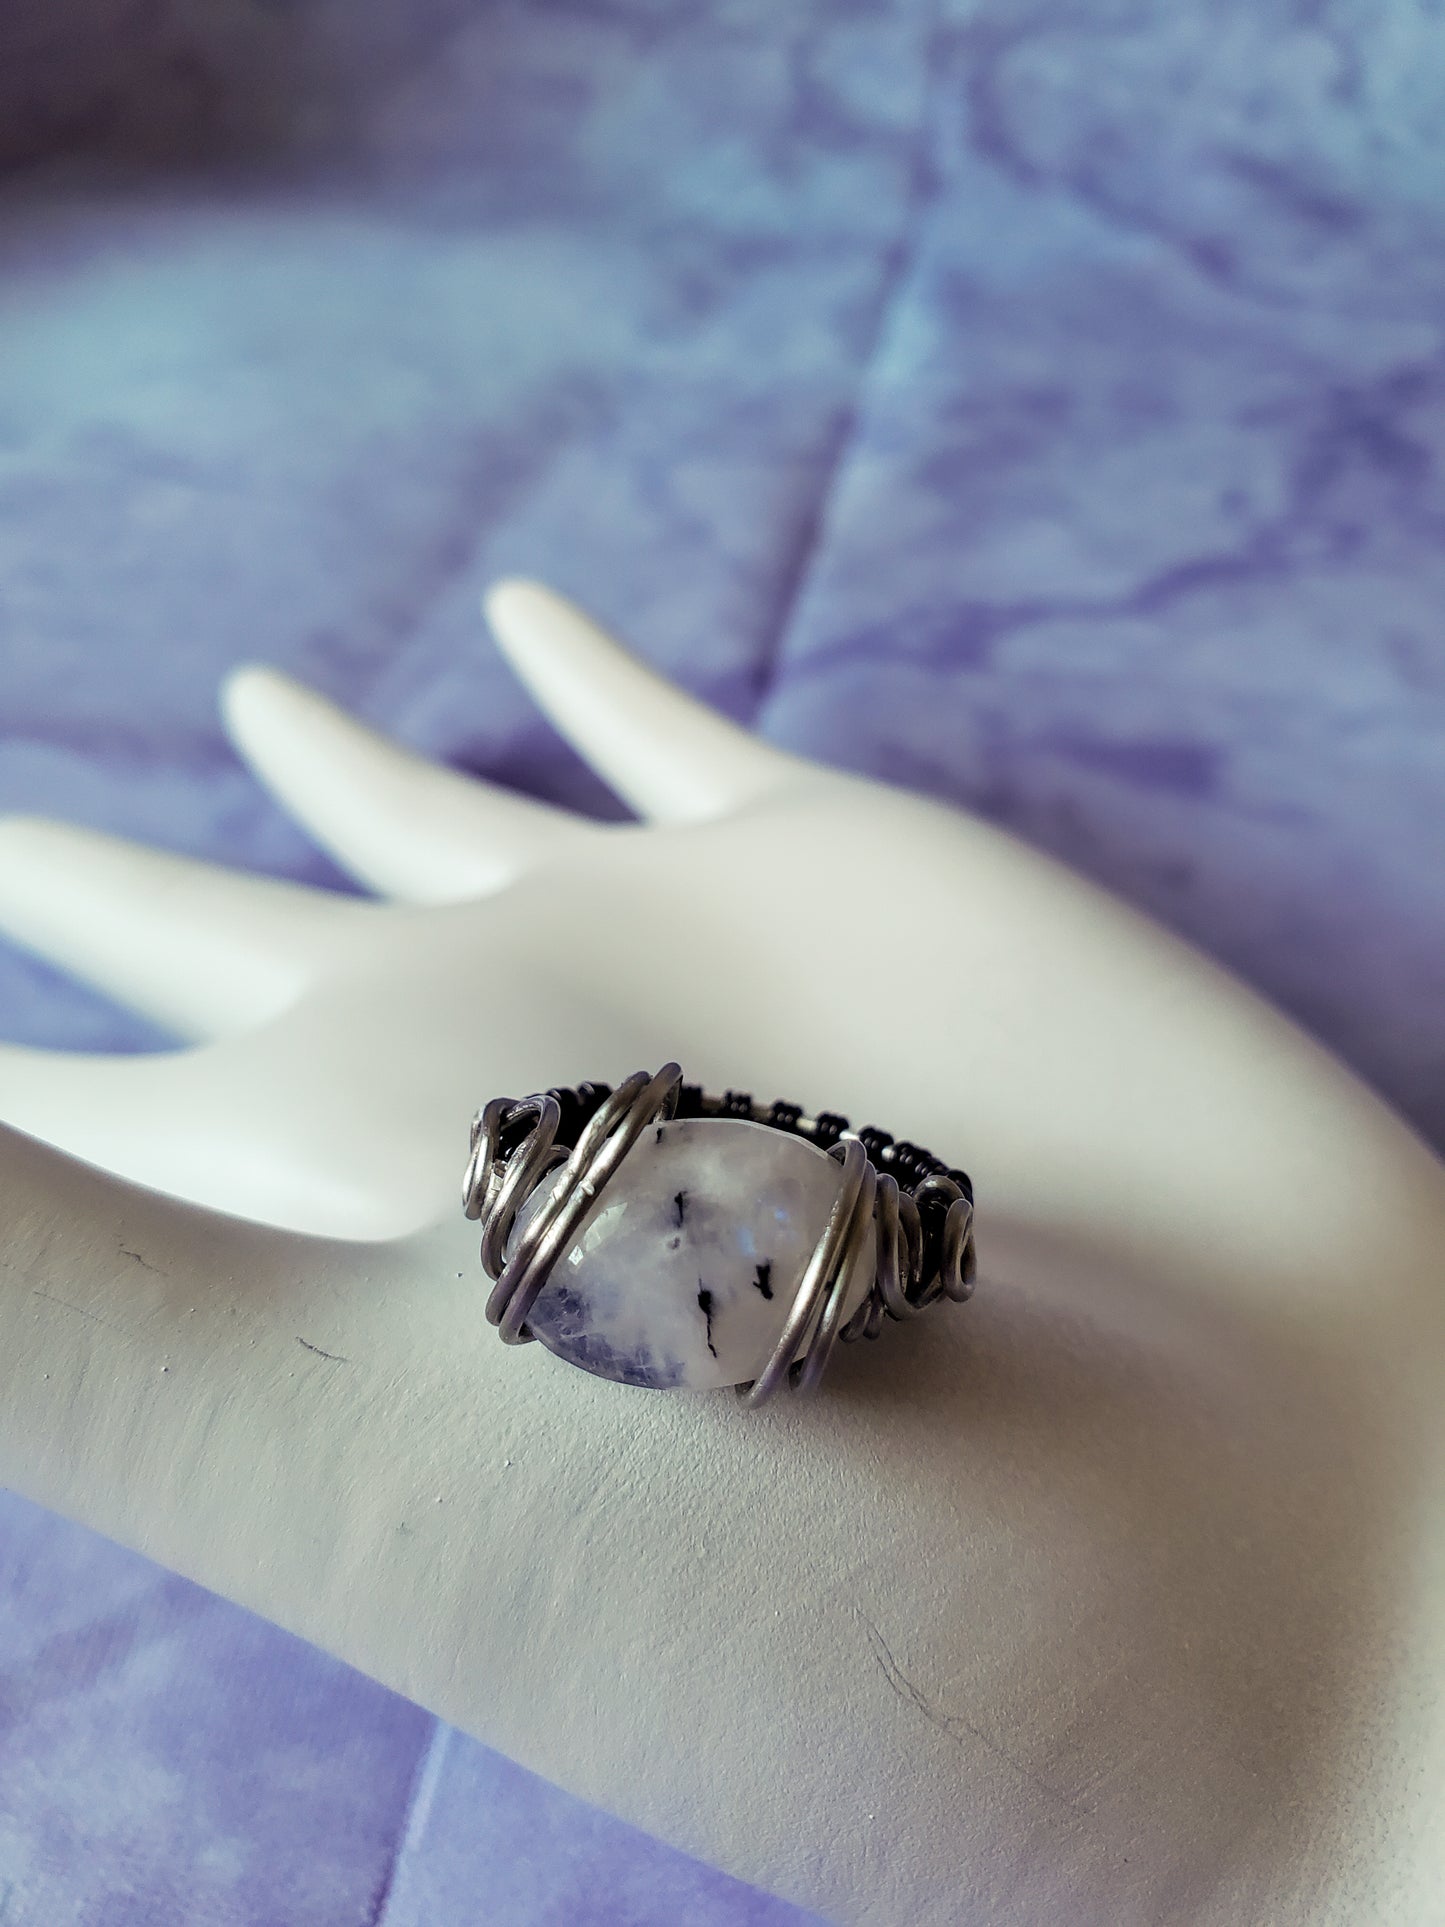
left=463, top=1067, right=976, bottom=1407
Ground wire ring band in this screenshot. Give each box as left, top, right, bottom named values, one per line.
left=464, top=1066, right=976, bottom=1407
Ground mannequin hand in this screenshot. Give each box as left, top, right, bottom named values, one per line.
left=0, top=582, right=1442, bottom=1926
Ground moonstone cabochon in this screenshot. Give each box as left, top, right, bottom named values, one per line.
left=511, top=1118, right=876, bottom=1391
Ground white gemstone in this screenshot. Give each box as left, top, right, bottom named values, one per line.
left=509, top=1117, right=876, bottom=1390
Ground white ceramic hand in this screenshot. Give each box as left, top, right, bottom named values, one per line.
left=0, top=582, right=1441, bottom=1926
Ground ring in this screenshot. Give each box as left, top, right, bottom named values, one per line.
left=462, top=1064, right=976, bottom=1407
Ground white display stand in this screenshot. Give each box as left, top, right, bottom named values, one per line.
left=0, top=582, right=1440, bottom=1924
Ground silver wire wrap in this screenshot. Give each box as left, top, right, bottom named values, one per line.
left=466, top=1064, right=684, bottom=1346
left=463, top=1067, right=976, bottom=1406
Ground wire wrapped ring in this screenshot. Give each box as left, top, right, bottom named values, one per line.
left=464, top=1065, right=976, bottom=1407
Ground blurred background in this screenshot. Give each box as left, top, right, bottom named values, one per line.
left=0, top=1, right=1442, bottom=1920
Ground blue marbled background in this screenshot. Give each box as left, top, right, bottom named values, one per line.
left=0, top=2, right=1442, bottom=1921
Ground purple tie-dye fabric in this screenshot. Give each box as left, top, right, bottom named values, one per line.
left=1, top=3, right=1442, bottom=1921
